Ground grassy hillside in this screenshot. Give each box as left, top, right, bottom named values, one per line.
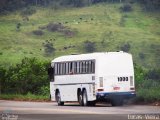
left=0, top=3, right=160, bottom=68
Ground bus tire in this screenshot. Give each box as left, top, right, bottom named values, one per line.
left=56, top=91, right=64, bottom=106
left=88, top=101, right=96, bottom=106
left=78, top=91, right=83, bottom=106
left=82, top=89, right=88, bottom=106
left=49, top=94, right=51, bottom=100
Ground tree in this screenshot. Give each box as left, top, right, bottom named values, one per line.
left=0, top=0, right=8, bottom=13
left=137, top=0, right=160, bottom=11
left=3, top=58, right=49, bottom=94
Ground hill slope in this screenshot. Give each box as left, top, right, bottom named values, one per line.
left=0, top=3, right=160, bottom=68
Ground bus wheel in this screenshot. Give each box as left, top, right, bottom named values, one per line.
left=88, top=101, right=96, bottom=106
left=82, top=89, right=88, bottom=106
left=78, top=91, right=83, bottom=106
left=56, top=91, right=64, bottom=106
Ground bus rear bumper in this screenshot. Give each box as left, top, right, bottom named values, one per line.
left=96, top=91, right=136, bottom=102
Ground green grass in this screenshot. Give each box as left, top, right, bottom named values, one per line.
left=0, top=3, right=160, bottom=68
left=0, top=93, right=49, bottom=101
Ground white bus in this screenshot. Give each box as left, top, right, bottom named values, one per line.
left=48, top=51, right=136, bottom=106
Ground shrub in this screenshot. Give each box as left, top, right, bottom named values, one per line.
left=141, top=80, right=160, bottom=88
left=60, top=29, right=76, bottom=37
left=16, top=23, right=21, bottom=31
left=38, top=85, right=50, bottom=96
left=136, top=87, right=160, bottom=102
left=32, top=30, right=44, bottom=36
left=2, top=58, right=49, bottom=94
left=120, top=43, right=131, bottom=52
left=84, top=40, right=96, bottom=53
left=120, top=4, right=133, bottom=12
left=43, top=41, right=56, bottom=56
left=134, top=65, right=160, bottom=103
left=134, top=64, right=147, bottom=88
left=46, top=23, right=64, bottom=32
left=146, top=69, right=160, bottom=81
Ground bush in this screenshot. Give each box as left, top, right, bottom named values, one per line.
left=120, top=43, right=131, bottom=52
left=2, top=57, right=49, bottom=94
left=44, top=22, right=76, bottom=37
left=32, top=30, right=44, bottom=36
left=46, top=23, right=64, bottom=32
left=146, top=69, right=160, bottom=81
left=16, top=23, right=21, bottom=31
left=60, top=29, right=76, bottom=37
left=134, top=65, right=160, bottom=103
left=136, top=87, right=160, bottom=102
left=120, top=4, right=133, bottom=12
left=135, top=65, right=160, bottom=87
left=134, top=64, right=147, bottom=88
left=38, top=85, right=50, bottom=96
left=141, top=80, right=159, bottom=88
left=43, top=41, right=56, bottom=56
left=84, top=40, right=96, bottom=53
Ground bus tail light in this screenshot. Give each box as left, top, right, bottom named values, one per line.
left=113, top=87, right=120, bottom=90
left=97, top=89, right=104, bottom=92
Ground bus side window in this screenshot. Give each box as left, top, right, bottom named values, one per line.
left=69, top=62, right=74, bottom=74
left=88, top=61, right=91, bottom=73
left=86, top=61, right=89, bottom=73
left=83, top=61, right=86, bottom=73
left=80, top=61, right=82, bottom=74
left=74, top=62, right=77, bottom=74
left=77, top=62, right=80, bottom=74
left=82, top=62, right=84, bottom=73
left=63, top=63, right=66, bottom=75
left=48, top=67, right=54, bottom=82
left=60, top=63, right=63, bottom=75
left=57, top=63, right=60, bottom=75
left=66, top=62, right=69, bottom=75
left=91, top=60, right=95, bottom=73
left=54, top=63, right=57, bottom=75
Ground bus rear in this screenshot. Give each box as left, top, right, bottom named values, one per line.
left=95, top=52, right=136, bottom=106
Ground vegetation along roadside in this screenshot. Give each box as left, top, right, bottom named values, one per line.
left=0, top=0, right=160, bottom=104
